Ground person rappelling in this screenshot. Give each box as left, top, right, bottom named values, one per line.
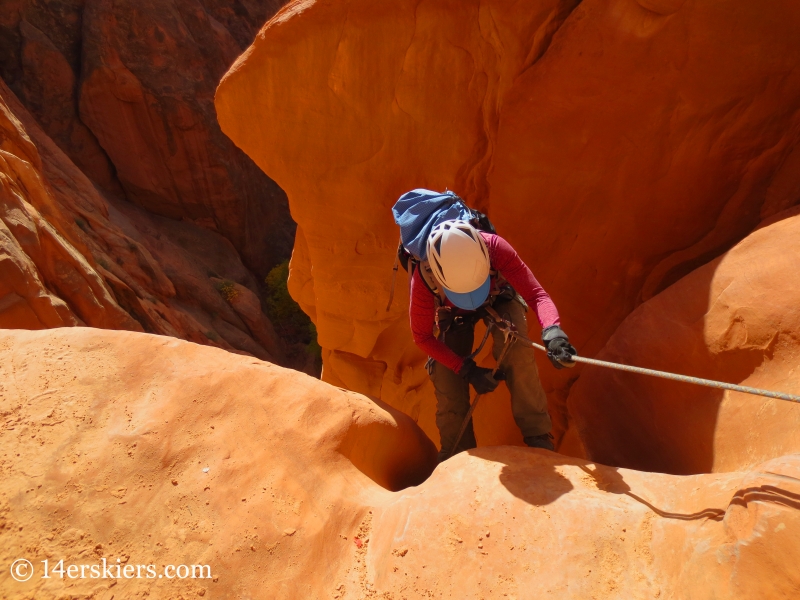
left=389, top=189, right=578, bottom=462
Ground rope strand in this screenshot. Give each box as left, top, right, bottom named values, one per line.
left=515, top=336, right=800, bottom=404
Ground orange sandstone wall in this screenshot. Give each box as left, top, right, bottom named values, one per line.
left=567, top=209, right=800, bottom=474
left=216, top=0, right=800, bottom=457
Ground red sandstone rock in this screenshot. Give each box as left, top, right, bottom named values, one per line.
left=0, top=79, right=285, bottom=363
left=1, top=0, right=293, bottom=276
left=78, top=0, right=293, bottom=276
left=0, top=84, right=138, bottom=330
left=0, top=1, right=123, bottom=198
left=216, top=0, right=800, bottom=457
left=567, top=210, right=800, bottom=474
left=0, top=328, right=797, bottom=599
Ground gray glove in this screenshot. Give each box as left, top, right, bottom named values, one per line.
left=542, top=325, right=577, bottom=369
left=459, top=358, right=501, bottom=394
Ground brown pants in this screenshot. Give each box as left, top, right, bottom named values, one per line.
left=429, top=297, right=552, bottom=461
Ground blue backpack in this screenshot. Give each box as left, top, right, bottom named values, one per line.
left=386, top=189, right=496, bottom=311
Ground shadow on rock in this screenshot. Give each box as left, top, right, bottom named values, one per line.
left=469, top=446, right=574, bottom=507
left=471, top=445, right=729, bottom=521
left=338, top=393, right=439, bottom=492
left=577, top=463, right=726, bottom=521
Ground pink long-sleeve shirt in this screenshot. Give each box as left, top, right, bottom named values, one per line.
left=410, top=232, right=560, bottom=373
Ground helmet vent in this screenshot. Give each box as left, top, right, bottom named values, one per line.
left=425, top=219, right=490, bottom=293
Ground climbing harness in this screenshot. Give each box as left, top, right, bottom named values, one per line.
left=448, top=309, right=800, bottom=459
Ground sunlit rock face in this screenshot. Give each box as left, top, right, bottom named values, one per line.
left=0, top=81, right=138, bottom=331
left=216, top=0, right=800, bottom=459
left=1, top=327, right=797, bottom=599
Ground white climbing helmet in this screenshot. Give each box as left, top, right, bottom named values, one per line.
left=426, top=220, right=491, bottom=310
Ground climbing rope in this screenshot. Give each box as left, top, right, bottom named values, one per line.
left=513, top=334, right=800, bottom=404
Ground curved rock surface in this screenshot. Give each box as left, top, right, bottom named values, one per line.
left=567, top=210, right=800, bottom=475
left=216, top=0, right=800, bottom=456
left=0, top=328, right=798, bottom=599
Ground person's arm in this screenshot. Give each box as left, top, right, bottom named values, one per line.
left=484, top=232, right=577, bottom=368
left=409, top=269, right=465, bottom=373
left=483, top=233, right=560, bottom=329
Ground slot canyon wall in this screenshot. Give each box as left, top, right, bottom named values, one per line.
left=568, top=210, right=800, bottom=474
left=216, top=0, right=800, bottom=472
left=0, top=0, right=320, bottom=369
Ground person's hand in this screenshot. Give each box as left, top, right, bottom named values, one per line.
left=542, top=326, right=577, bottom=369
left=459, top=358, right=501, bottom=394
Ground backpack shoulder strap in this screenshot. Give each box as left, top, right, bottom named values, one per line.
left=413, top=259, right=446, bottom=307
